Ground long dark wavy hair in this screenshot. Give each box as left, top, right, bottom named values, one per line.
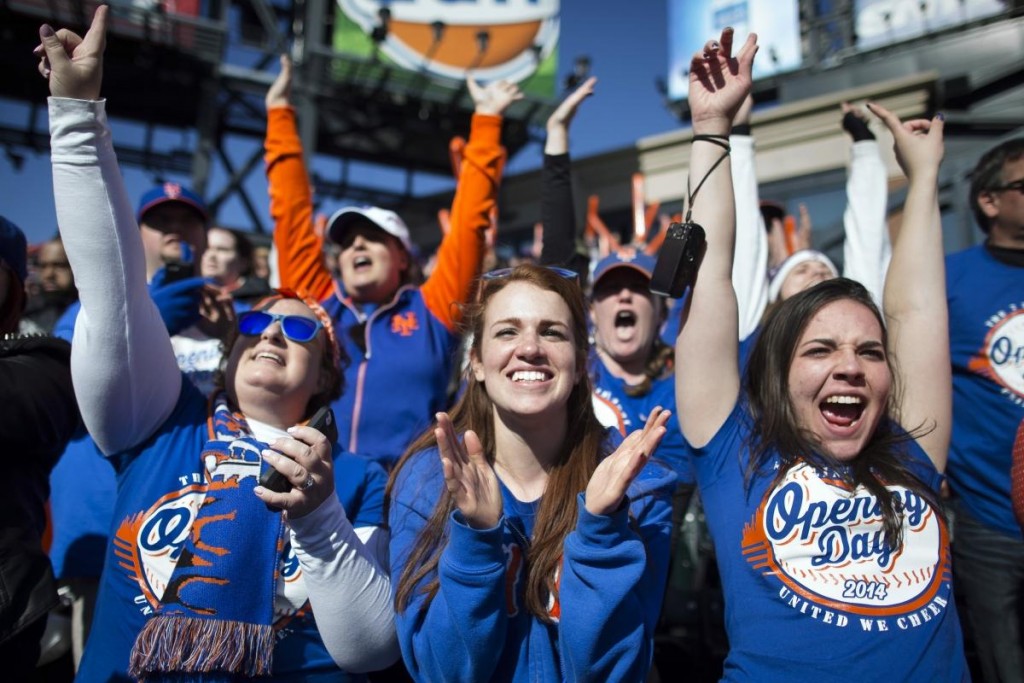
left=387, top=263, right=608, bottom=621
left=744, top=278, right=940, bottom=550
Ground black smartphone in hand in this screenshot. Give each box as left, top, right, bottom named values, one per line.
left=259, top=407, right=337, bottom=495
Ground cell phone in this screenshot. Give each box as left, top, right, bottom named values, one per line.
left=162, top=243, right=195, bottom=284
left=650, top=221, right=706, bottom=298
left=259, top=407, right=338, bottom=495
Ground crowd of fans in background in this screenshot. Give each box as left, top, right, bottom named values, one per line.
left=1, top=7, right=1023, bottom=683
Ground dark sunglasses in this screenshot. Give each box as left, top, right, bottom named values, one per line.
left=237, top=311, right=323, bottom=343
left=992, top=179, right=1024, bottom=194
left=481, top=266, right=579, bottom=284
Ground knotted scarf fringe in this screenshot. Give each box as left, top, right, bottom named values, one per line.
left=129, top=615, right=273, bottom=679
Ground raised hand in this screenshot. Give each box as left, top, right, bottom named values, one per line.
left=545, top=75, right=596, bottom=155
left=688, top=28, right=758, bottom=136
left=467, top=76, right=524, bottom=117
left=841, top=102, right=875, bottom=142
left=435, top=412, right=502, bottom=530
left=867, top=102, right=944, bottom=180
left=265, top=54, right=293, bottom=110
left=256, top=421, right=336, bottom=519
left=35, top=4, right=108, bottom=100
left=547, top=75, right=596, bottom=129
left=585, top=407, right=671, bottom=516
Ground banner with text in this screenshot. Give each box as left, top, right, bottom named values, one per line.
left=855, top=0, right=1005, bottom=50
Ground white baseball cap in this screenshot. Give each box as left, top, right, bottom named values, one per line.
left=767, top=249, right=839, bottom=303
left=326, top=206, right=413, bottom=253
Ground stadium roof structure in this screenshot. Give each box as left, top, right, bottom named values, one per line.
left=0, top=0, right=558, bottom=232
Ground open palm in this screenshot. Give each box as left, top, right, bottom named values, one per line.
left=436, top=412, right=502, bottom=530
left=687, top=28, right=758, bottom=135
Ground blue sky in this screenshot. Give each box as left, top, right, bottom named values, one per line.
left=1, top=1, right=682, bottom=245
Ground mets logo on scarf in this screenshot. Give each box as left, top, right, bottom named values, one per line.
left=742, top=463, right=953, bottom=632
left=969, top=304, right=1024, bottom=407
left=113, top=440, right=310, bottom=623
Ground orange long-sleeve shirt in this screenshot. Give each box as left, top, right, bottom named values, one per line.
left=265, top=106, right=503, bottom=330
left=263, top=107, right=505, bottom=464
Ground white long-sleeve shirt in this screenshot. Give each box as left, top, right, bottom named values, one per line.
left=731, top=135, right=891, bottom=334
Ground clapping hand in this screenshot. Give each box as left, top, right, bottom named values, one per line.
left=436, top=412, right=502, bottom=530
left=585, top=407, right=671, bottom=516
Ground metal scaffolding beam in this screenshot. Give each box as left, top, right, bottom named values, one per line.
left=0, top=0, right=557, bottom=234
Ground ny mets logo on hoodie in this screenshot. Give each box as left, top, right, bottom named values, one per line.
left=743, top=463, right=953, bottom=632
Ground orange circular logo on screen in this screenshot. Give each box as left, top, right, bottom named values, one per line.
left=337, top=0, right=559, bottom=83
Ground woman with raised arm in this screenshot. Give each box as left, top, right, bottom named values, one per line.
left=265, top=56, right=518, bottom=469
left=387, top=263, right=676, bottom=682
left=37, top=8, right=397, bottom=681
left=675, top=28, right=967, bottom=680
left=730, top=99, right=892, bottom=344
left=537, top=77, right=692, bottom=484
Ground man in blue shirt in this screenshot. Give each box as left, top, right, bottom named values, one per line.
left=945, top=138, right=1024, bottom=682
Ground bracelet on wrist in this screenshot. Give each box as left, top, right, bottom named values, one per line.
left=692, top=134, right=732, bottom=151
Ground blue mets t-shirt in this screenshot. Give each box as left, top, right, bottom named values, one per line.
left=692, top=402, right=968, bottom=682
left=946, top=245, right=1024, bottom=539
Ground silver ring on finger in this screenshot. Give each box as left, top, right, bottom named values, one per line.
left=300, top=474, right=315, bottom=491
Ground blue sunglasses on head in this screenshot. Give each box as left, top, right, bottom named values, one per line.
left=481, top=266, right=579, bottom=283
left=237, top=311, right=323, bottom=343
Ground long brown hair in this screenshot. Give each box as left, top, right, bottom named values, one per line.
left=387, top=264, right=607, bottom=621
left=744, top=277, right=940, bottom=551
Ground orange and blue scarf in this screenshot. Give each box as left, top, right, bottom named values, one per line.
left=129, top=395, right=284, bottom=681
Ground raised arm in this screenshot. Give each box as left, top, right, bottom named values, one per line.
left=841, top=104, right=891, bottom=305
left=40, top=6, right=180, bottom=455
left=730, top=94, right=770, bottom=339
left=420, top=78, right=519, bottom=329
left=676, top=30, right=758, bottom=447
left=540, top=77, right=596, bottom=276
left=869, top=103, right=948, bottom=469
left=265, top=55, right=335, bottom=302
